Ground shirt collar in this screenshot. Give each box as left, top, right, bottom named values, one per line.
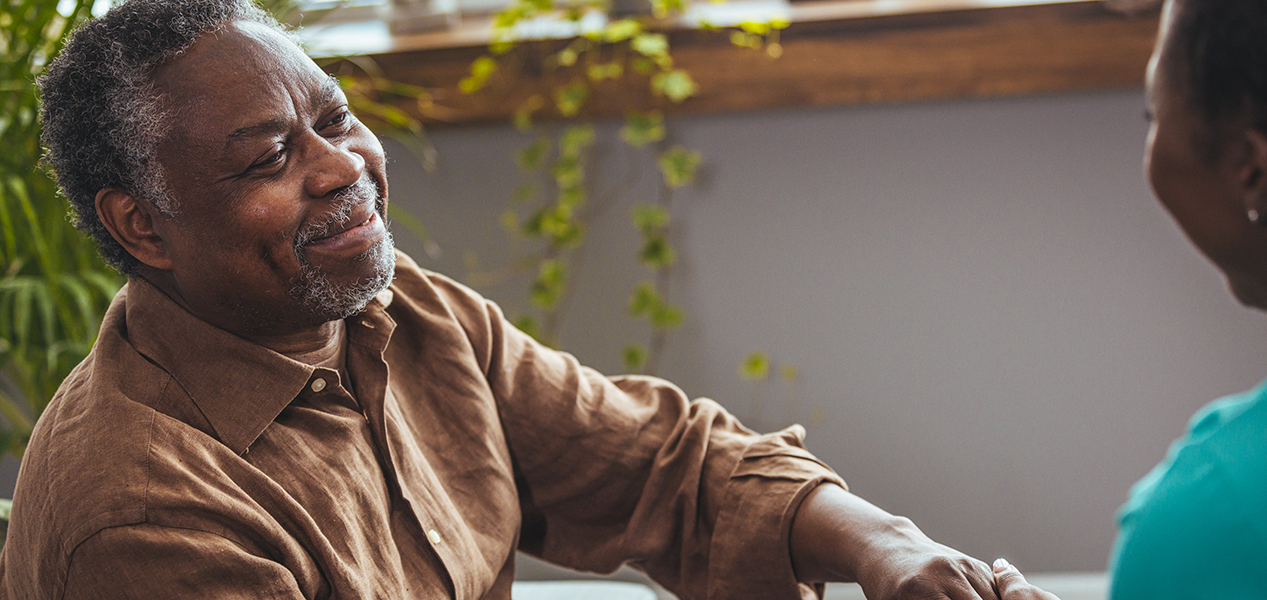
left=124, top=277, right=396, bottom=454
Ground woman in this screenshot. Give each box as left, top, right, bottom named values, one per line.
left=1110, top=0, right=1267, bottom=597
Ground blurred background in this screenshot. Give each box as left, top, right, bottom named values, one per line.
left=7, top=0, right=1250, bottom=594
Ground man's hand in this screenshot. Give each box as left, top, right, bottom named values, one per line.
left=789, top=484, right=1061, bottom=599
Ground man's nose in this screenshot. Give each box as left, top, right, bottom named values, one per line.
left=303, top=135, right=366, bottom=199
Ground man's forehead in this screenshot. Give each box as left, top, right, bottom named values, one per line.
left=154, top=20, right=317, bottom=97
left=153, top=20, right=339, bottom=140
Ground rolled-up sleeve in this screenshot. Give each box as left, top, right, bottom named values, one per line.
left=444, top=276, right=845, bottom=600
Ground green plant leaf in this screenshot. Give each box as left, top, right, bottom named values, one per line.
left=651, top=0, right=687, bottom=18
left=628, top=281, right=659, bottom=317
left=658, top=146, right=701, bottom=188
left=512, top=314, right=541, bottom=341
left=556, top=47, right=579, bottom=67
left=517, top=137, right=550, bottom=171
left=82, top=272, right=123, bottom=302
left=531, top=259, right=566, bottom=309
left=651, top=69, right=697, bottom=103
left=622, top=344, right=647, bottom=371
left=559, top=124, right=595, bottom=156
left=649, top=302, right=683, bottom=329
left=631, top=57, right=656, bottom=75
left=550, top=156, right=582, bottom=188
left=557, top=186, right=585, bottom=208
left=459, top=56, right=498, bottom=94
left=738, top=20, right=771, bottom=35
left=586, top=62, right=623, bottom=82
left=621, top=111, right=665, bottom=147
left=631, top=204, right=669, bottom=234
left=522, top=209, right=546, bottom=237
left=551, top=221, right=584, bottom=248
left=729, top=31, right=757, bottom=49
left=740, top=352, right=770, bottom=380
left=10, top=280, right=34, bottom=351
left=639, top=234, right=676, bottom=267
left=513, top=95, right=546, bottom=132
left=602, top=19, right=641, bottom=43
left=554, top=81, right=589, bottom=117
left=631, top=33, right=668, bottom=58
left=490, top=38, right=516, bottom=56
left=55, top=275, right=93, bottom=339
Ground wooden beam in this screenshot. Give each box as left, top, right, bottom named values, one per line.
left=317, top=1, right=1160, bottom=128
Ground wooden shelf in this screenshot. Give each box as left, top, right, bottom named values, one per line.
left=309, top=0, right=1160, bottom=127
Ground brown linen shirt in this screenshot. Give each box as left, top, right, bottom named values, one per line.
left=0, top=252, right=844, bottom=600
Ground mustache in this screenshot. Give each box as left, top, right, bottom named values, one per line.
left=293, top=175, right=384, bottom=250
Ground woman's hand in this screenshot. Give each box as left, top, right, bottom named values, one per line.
left=992, top=559, right=1062, bottom=600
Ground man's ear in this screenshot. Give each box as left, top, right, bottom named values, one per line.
left=95, top=188, right=175, bottom=271
left=1241, top=129, right=1267, bottom=226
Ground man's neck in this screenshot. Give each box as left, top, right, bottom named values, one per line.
left=134, top=271, right=347, bottom=358
left=252, top=319, right=346, bottom=366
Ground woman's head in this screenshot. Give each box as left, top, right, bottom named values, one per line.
left=1146, top=0, right=1267, bottom=308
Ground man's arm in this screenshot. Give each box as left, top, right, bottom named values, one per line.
left=790, top=484, right=1058, bottom=600
left=60, top=524, right=304, bottom=600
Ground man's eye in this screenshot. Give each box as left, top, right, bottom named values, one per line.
left=251, top=149, right=285, bottom=170
left=326, top=110, right=350, bottom=129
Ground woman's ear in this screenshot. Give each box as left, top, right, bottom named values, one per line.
left=1241, top=129, right=1267, bottom=226
left=95, top=188, right=176, bottom=270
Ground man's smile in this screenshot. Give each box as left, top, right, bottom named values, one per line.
left=304, top=209, right=385, bottom=256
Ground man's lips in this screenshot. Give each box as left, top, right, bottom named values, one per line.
left=306, top=205, right=375, bottom=245
left=304, top=209, right=383, bottom=253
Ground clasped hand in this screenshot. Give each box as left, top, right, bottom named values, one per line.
left=790, top=484, right=1061, bottom=600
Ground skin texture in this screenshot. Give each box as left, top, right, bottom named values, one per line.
left=1144, top=0, right=1267, bottom=310
left=790, top=484, right=1059, bottom=599
left=91, top=16, right=1061, bottom=599
left=95, top=20, right=391, bottom=355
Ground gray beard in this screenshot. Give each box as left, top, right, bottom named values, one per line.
left=290, top=175, right=396, bottom=319
left=292, top=230, right=395, bottom=319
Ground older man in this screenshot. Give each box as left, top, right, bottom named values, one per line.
left=1, top=0, right=1054, bottom=598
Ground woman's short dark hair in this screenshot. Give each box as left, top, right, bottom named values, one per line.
left=38, top=0, right=287, bottom=275
left=1167, top=0, right=1267, bottom=142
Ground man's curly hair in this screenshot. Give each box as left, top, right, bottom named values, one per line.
left=38, top=0, right=288, bottom=276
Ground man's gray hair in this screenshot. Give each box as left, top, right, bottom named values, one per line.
left=38, top=0, right=289, bottom=276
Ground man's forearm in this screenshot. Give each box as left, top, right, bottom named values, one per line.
left=789, top=483, right=1001, bottom=599
left=789, top=482, right=913, bottom=584
left=790, top=484, right=1061, bottom=600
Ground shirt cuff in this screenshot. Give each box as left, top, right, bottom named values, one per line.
left=706, top=425, right=846, bottom=600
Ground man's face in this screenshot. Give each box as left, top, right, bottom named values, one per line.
left=146, top=20, right=393, bottom=336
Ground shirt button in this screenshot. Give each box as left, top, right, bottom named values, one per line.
left=310, top=378, right=327, bottom=393
left=427, top=529, right=442, bottom=545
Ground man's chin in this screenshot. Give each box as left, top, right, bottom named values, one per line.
left=291, top=232, right=396, bottom=320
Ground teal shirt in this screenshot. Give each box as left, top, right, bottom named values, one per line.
left=1109, top=381, right=1267, bottom=600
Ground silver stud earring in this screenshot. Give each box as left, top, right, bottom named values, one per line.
left=1250, top=209, right=1262, bottom=225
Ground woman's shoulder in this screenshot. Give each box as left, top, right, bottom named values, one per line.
left=1109, top=382, right=1267, bottom=599
left=1180, top=382, right=1267, bottom=481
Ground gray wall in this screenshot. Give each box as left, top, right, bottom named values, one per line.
left=386, top=88, right=1267, bottom=574
left=6, top=86, right=1257, bottom=579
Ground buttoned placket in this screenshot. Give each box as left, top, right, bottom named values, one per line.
left=344, top=309, right=460, bottom=596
